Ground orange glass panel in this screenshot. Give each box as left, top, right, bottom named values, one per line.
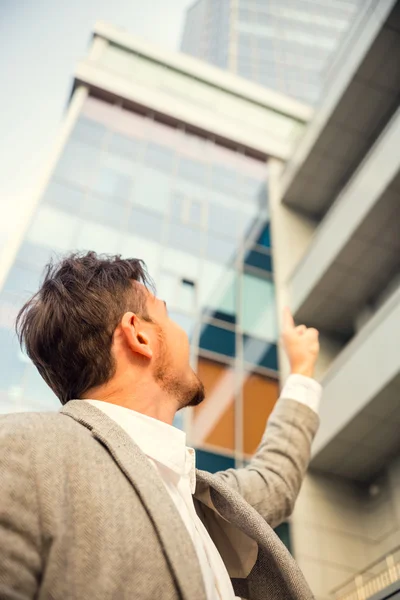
left=193, top=357, right=235, bottom=452
left=243, top=374, right=279, bottom=456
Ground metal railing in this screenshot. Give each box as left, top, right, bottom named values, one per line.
left=333, top=547, right=400, bottom=600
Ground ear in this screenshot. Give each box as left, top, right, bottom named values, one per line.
left=120, top=312, right=153, bottom=359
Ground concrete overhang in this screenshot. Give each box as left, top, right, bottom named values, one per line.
left=310, top=282, right=400, bottom=482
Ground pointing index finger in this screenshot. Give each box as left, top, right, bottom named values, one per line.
left=283, top=306, right=295, bottom=331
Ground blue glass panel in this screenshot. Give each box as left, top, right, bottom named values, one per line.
left=245, top=249, right=272, bottom=272
left=243, top=335, right=278, bottom=371
left=203, top=309, right=236, bottom=325
left=195, top=449, right=235, bottom=473
left=256, top=224, right=271, bottom=248
left=274, top=522, right=291, bottom=553
left=199, top=323, right=235, bottom=358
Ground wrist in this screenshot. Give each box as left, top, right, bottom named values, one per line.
left=290, top=365, right=315, bottom=378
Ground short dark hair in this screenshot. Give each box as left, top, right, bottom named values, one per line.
left=16, top=251, right=154, bottom=405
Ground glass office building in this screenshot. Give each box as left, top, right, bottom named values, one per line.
left=0, top=23, right=309, bottom=475
left=181, top=0, right=362, bottom=105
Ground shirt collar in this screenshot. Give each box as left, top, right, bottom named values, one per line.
left=86, top=400, right=196, bottom=491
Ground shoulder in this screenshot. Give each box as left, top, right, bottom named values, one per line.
left=0, top=409, right=91, bottom=453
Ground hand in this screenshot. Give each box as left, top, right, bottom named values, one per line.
left=281, top=307, right=319, bottom=379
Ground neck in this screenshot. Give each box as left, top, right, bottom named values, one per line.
left=83, top=379, right=178, bottom=426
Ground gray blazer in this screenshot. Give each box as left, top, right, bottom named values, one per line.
left=0, top=397, right=319, bottom=600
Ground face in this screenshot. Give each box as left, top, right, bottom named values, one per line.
left=143, top=290, right=205, bottom=409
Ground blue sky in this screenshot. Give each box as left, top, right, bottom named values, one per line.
left=0, top=0, right=191, bottom=248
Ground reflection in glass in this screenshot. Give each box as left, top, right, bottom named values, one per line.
left=256, top=223, right=271, bottom=248
left=241, top=274, right=277, bottom=341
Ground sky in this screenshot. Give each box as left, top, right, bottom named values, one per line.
left=0, top=0, right=191, bottom=249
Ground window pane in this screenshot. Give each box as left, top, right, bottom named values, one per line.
left=0, top=327, right=27, bottom=394
left=134, top=166, right=171, bottom=215
left=119, top=234, right=160, bottom=276
left=241, top=274, right=277, bottom=340
left=167, top=222, right=203, bottom=256
left=242, top=372, right=278, bottom=454
left=92, top=167, right=132, bottom=200
left=15, top=242, right=53, bottom=270
left=82, top=194, right=127, bottom=229
left=194, top=357, right=235, bottom=452
left=201, top=267, right=236, bottom=324
left=71, top=117, right=107, bottom=147
left=206, top=235, right=236, bottom=264
left=178, top=157, right=207, bottom=182
left=27, top=206, right=79, bottom=251
left=244, top=248, right=273, bottom=272
left=199, top=322, right=235, bottom=358
left=3, top=264, right=42, bottom=298
left=243, top=336, right=278, bottom=370
left=55, top=140, right=99, bottom=188
left=256, top=223, right=271, bottom=247
left=128, top=207, right=164, bottom=242
left=107, top=131, right=140, bottom=158
left=178, top=279, right=196, bottom=312
left=145, top=142, right=176, bottom=173
left=195, top=449, right=235, bottom=472
left=43, top=180, right=85, bottom=214
left=161, top=247, right=201, bottom=281
left=75, top=221, right=121, bottom=255
left=208, top=202, right=238, bottom=238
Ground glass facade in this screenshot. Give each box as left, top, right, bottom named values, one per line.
left=181, top=0, right=362, bottom=105
left=0, top=94, right=279, bottom=466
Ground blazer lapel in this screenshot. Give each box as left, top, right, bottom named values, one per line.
left=60, top=401, right=207, bottom=600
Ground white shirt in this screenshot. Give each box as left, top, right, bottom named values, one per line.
left=86, top=374, right=321, bottom=600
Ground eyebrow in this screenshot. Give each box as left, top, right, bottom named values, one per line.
left=163, top=300, right=167, bottom=312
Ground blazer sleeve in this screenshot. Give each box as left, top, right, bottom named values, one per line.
left=212, top=398, right=320, bottom=529
left=0, top=415, right=42, bottom=599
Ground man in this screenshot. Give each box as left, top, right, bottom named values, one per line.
left=0, top=252, right=320, bottom=600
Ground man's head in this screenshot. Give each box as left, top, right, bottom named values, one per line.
left=16, top=252, right=204, bottom=413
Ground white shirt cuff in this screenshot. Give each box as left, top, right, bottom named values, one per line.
left=279, top=374, right=322, bottom=415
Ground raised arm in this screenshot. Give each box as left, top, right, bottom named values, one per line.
left=213, top=307, right=321, bottom=529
